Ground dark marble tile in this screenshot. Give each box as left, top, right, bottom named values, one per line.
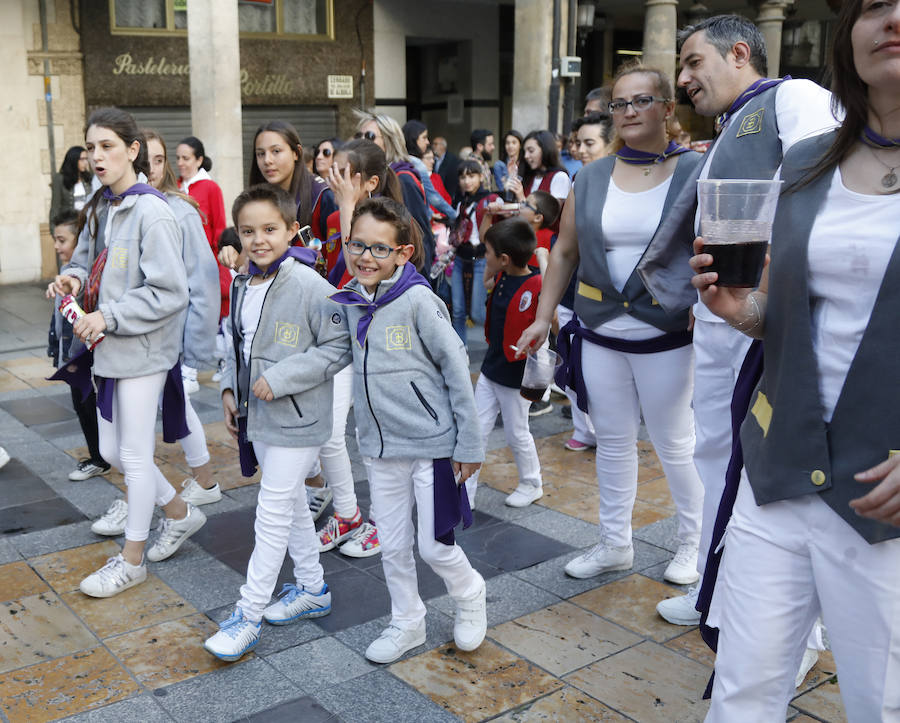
left=243, top=695, right=339, bottom=722
left=366, top=552, right=503, bottom=603
left=31, top=419, right=83, bottom=440
left=0, top=459, right=58, bottom=508
left=312, top=567, right=393, bottom=633
left=0, top=497, right=86, bottom=536
left=0, top=396, right=75, bottom=426
left=191, top=506, right=256, bottom=555
left=457, top=519, right=575, bottom=573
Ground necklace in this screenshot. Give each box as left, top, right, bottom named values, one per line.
left=867, top=145, right=900, bottom=188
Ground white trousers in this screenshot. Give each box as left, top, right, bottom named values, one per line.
left=707, top=477, right=900, bottom=722
left=238, top=442, right=323, bottom=622
left=581, top=340, right=703, bottom=548
left=466, top=374, right=542, bottom=508
left=557, top=305, right=596, bottom=445
left=367, top=457, right=482, bottom=630
left=692, top=318, right=753, bottom=573
left=98, top=372, right=176, bottom=542
left=316, top=366, right=357, bottom=518
left=178, top=395, right=211, bottom=468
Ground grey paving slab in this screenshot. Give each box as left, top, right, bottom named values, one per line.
left=458, top=516, right=574, bottom=573
left=470, top=484, right=544, bottom=522
left=151, top=553, right=248, bottom=613
left=205, top=603, right=328, bottom=657
left=245, top=696, right=338, bottom=722
left=334, top=605, right=455, bottom=663
left=640, top=559, right=697, bottom=592
left=154, top=657, right=302, bottom=722
left=0, top=396, right=75, bottom=426
left=313, top=669, right=458, bottom=723
left=59, top=694, right=172, bottom=722
left=266, top=636, right=376, bottom=694
left=430, top=572, right=561, bottom=628
left=0, top=496, right=85, bottom=536
left=0, top=459, right=58, bottom=508
left=9, top=519, right=102, bottom=558
left=633, top=514, right=682, bottom=554
left=511, top=507, right=603, bottom=549
left=0, top=536, right=22, bottom=564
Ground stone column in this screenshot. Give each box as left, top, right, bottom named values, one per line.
left=642, top=0, right=679, bottom=83
left=512, top=0, right=554, bottom=133
left=187, top=0, right=243, bottom=210
left=756, top=1, right=791, bottom=77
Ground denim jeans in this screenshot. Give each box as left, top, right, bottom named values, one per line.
left=450, top=256, right=487, bottom=346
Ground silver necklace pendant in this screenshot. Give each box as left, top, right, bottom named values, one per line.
left=643, top=166, right=652, bottom=176
left=882, top=171, right=898, bottom=188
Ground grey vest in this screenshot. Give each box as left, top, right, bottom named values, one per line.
left=741, top=131, right=900, bottom=544
left=573, top=152, right=702, bottom=331
left=637, top=84, right=785, bottom=313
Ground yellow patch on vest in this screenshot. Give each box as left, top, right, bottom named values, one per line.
left=577, top=281, right=603, bottom=302
left=274, top=321, right=300, bottom=347
left=750, top=391, right=772, bottom=437
left=110, top=247, right=128, bottom=269
left=890, top=450, right=900, bottom=458
left=736, top=108, right=765, bottom=137
left=386, top=325, right=412, bottom=351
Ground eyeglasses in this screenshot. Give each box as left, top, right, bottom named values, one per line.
left=607, top=96, right=669, bottom=114
left=354, top=130, right=378, bottom=141
left=345, top=239, right=406, bottom=259
left=318, top=148, right=332, bottom=157
left=520, top=201, right=538, bottom=213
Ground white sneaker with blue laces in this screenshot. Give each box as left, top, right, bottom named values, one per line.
left=263, top=582, right=331, bottom=625
left=204, top=608, right=261, bottom=661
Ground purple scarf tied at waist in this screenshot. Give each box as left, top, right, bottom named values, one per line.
left=555, top=316, right=692, bottom=413
left=433, top=458, right=473, bottom=545
left=236, top=416, right=259, bottom=478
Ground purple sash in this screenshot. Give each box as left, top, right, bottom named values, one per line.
left=613, top=141, right=691, bottom=166
left=236, top=416, right=259, bottom=478
left=248, top=246, right=317, bottom=277
left=102, top=183, right=168, bottom=204
left=555, top=316, right=692, bottom=413
left=716, top=76, right=791, bottom=127
left=47, top=347, right=95, bottom=400
left=433, top=458, right=473, bottom=545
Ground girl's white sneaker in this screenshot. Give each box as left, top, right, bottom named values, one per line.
left=79, top=554, right=146, bottom=598
left=204, top=608, right=261, bottom=661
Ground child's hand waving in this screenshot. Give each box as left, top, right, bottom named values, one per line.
left=252, top=376, right=274, bottom=401
left=327, top=164, right=362, bottom=210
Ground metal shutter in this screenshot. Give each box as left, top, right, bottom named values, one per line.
left=123, top=106, right=193, bottom=176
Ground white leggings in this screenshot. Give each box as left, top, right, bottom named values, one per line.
left=238, top=441, right=323, bottom=622
left=557, top=305, right=595, bottom=445
left=314, top=366, right=357, bottom=518
left=178, top=396, right=211, bottom=468
left=581, top=339, right=703, bottom=548
left=98, top=372, right=176, bottom=542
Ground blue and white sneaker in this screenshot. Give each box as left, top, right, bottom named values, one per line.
left=204, top=608, right=261, bottom=661
left=263, top=582, right=331, bottom=625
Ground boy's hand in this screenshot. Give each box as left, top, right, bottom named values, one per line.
left=252, top=375, right=274, bottom=401
left=452, top=461, right=481, bottom=484
left=47, top=274, right=80, bottom=299
left=219, top=246, right=240, bottom=270
left=222, top=389, right=239, bottom=439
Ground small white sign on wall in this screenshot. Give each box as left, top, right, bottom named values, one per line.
left=327, top=75, right=354, bottom=99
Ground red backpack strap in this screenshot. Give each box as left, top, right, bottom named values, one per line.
left=397, top=169, right=427, bottom=202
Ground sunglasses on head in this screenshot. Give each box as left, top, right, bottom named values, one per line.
left=354, top=130, right=378, bottom=141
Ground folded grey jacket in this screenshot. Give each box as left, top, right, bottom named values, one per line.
left=333, top=269, right=484, bottom=463
left=222, top=257, right=352, bottom=448
left=63, top=191, right=188, bottom=379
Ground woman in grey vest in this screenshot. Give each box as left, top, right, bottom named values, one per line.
left=690, top=1, right=900, bottom=718
left=517, top=63, right=704, bottom=585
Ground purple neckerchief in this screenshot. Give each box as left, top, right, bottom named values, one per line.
left=390, top=160, right=418, bottom=177
left=433, top=458, right=473, bottom=545
left=696, top=339, right=764, bottom=699
left=102, top=183, right=168, bottom=204
left=248, top=246, right=317, bottom=277
left=716, top=76, right=792, bottom=128
left=327, top=248, right=348, bottom=287
left=613, top=141, right=691, bottom=166
left=236, top=416, right=259, bottom=477
left=329, top=263, right=431, bottom=347
left=555, top=316, right=692, bottom=413
left=93, top=362, right=189, bottom=443
left=861, top=126, right=900, bottom=149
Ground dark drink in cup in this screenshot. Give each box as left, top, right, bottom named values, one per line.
left=520, top=386, right=546, bottom=402
left=702, top=240, right=768, bottom=287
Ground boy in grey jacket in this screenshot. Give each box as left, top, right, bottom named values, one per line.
left=204, top=184, right=351, bottom=662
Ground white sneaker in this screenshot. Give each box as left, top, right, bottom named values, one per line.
left=179, top=477, right=223, bottom=506
left=204, top=608, right=261, bottom=661
left=263, top=582, right=331, bottom=625
left=339, top=521, right=381, bottom=558
left=79, top=554, right=147, bottom=598
left=453, top=576, right=487, bottom=651
left=91, top=499, right=128, bottom=536
left=145, top=504, right=207, bottom=562
left=0, top=447, right=9, bottom=471
left=365, top=621, right=427, bottom=663
left=664, top=542, right=700, bottom=585
left=306, top=485, right=333, bottom=522
left=564, top=540, right=634, bottom=579
left=656, top=584, right=701, bottom=626
left=795, top=647, right=819, bottom=688
left=68, top=459, right=111, bottom=481
left=505, top=484, right=542, bottom=507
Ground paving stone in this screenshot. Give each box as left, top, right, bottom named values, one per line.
left=430, top=573, right=561, bottom=628
left=0, top=560, right=49, bottom=602
left=59, top=694, right=172, bottom=723
left=266, top=636, right=376, bottom=693
left=312, top=567, right=394, bottom=633
left=470, top=485, right=545, bottom=522
left=334, top=604, right=455, bottom=662
left=8, top=520, right=100, bottom=558
left=0, top=396, right=76, bottom=426
left=205, top=603, right=329, bottom=658
left=30, top=540, right=123, bottom=593
left=0, top=459, right=58, bottom=507
left=313, top=669, right=458, bottom=723
left=246, top=695, right=337, bottom=722
left=457, top=514, right=574, bottom=573
left=632, top=514, right=682, bottom=554
left=151, top=553, right=248, bottom=613
left=511, top=507, right=602, bottom=549
left=0, top=536, right=22, bottom=564
left=0, top=496, right=86, bottom=536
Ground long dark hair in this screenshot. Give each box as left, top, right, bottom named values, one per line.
left=83, top=107, right=148, bottom=237
left=60, top=146, right=90, bottom=190
left=177, top=135, right=213, bottom=172
left=501, top=130, right=525, bottom=168
left=522, top=130, right=564, bottom=191
left=248, top=120, right=318, bottom=227
left=338, top=139, right=403, bottom=203
left=142, top=129, right=201, bottom=213
left=402, top=120, right=427, bottom=159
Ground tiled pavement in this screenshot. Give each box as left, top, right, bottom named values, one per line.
left=0, top=283, right=848, bottom=723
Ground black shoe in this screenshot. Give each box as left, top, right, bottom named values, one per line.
left=528, top=400, right=553, bottom=417
left=561, top=405, right=572, bottom=419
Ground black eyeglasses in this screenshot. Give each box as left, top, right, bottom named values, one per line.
left=345, top=239, right=406, bottom=259
left=354, top=131, right=378, bottom=141
left=318, top=148, right=332, bottom=157
left=520, top=201, right=538, bottom=213
left=608, top=96, right=668, bottom=114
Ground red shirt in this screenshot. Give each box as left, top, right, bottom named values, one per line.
left=528, top=227, right=554, bottom=269
left=183, top=177, right=230, bottom=319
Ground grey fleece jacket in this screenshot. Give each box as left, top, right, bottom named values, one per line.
left=222, top=257, right=352, bottom=448
left=63, top=190, right=188, bottom=379
left=334, top=268, right=483, bottom=463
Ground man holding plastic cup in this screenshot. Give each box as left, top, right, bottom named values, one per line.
left=637, top=14, right=838, bottom=660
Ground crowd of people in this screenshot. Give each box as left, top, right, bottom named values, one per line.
left=14, top=4, right=898, bottom=720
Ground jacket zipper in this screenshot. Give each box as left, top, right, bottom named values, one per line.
left=410, top=381, right=439, bottom=425
left=239, top=272, right=279, bottom=423
left=363, top=340, right=384, bottom=457
left=289, top=395, right=303, bottom=419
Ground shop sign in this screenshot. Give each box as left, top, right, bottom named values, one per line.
left=327, top=75, right=353, bottom=99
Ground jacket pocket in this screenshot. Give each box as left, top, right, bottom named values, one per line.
left=410, top=381, right=440, bottom=426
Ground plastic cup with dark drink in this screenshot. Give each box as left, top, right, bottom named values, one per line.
left=697, top=179, right=782, bottom=287
left=520, top=346, right=560, bottom=402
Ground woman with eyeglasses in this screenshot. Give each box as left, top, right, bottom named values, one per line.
left=313, top=138, right=341, bottom=179
left=516, top=63, right=704, bottom=587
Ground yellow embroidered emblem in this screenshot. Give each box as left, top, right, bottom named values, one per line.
left=110, top=247, right=128, bottom=269
left=385, top=325, right=411, bottom=351
left=750, top=391, right=772, bottom=437
left=736, top=108, right=764, bottom=137
left=274, top=321, right=300, bottom=347
left=890, top=450, right=900, bottom=458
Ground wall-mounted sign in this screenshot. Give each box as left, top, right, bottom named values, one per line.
left=327, top=75, right=354, bottom=99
